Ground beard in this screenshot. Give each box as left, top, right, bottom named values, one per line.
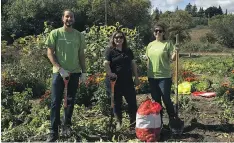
left=65, top=21, right=73, bottom=27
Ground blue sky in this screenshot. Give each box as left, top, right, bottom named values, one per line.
left=150, top=0, right=234, bottom=13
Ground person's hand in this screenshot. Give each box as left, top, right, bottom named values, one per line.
left=108, top=72, right=117, bottom=81
left=80, top=73, right=88, bottom=83
left=108, top=72, right=117, bottom=78
left=134, top=77, right=140, bottom=86
left=59, top=68, right=69, bottom=78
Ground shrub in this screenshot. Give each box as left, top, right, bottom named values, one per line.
left=199, top=32, right=217, bottom=44
left=209, top=15, right=234, bottom=48
left=181, top=41, right=227, bottom=52
left=1, top=88, right=33, bottom=130
left=1, top=34, right=51, bottom=97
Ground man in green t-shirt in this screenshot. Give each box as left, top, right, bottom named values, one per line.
left=45, top=9, right=87, bottom=142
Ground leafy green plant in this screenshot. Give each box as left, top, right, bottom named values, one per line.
left=1, top=33, right=52, bottom=97
left=135, top=77, right=150, bottom=94
left=76, top=74, right=99, bottom=106
left=85, top=22, right=145, bottom=75
left=1, top=88, right=33, bottom=130
left=92, top=81, right=111, bottom=115
left=191, top=80, right=211, bottom=92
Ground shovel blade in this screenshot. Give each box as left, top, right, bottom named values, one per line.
left=169, top=117, right=184, bottom=135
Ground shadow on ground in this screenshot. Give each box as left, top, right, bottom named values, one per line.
left=184, top=118, right=234, bottom=133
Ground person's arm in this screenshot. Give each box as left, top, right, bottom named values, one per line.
left=45, top=30, right=60, bottom=70
left=104, top=60, right=117, bottom=78
left=104, top=60, right=112, bottom=75
left=79, top=47, right=86, bottom=73
left=132, top=60, right=140, bottom=86
left=169, top=42, right=179, bottom=61
left=79, top=35, right=86, bottom=73
left=145, top=44, right=150, bottom=71
left=47, top=48, right=60, bottom=70
left=103, top=48, right=116, bottom=78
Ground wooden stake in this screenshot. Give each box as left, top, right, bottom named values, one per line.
left=175, top=34, right=179, bottom=117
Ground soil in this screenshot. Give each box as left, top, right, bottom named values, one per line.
left=135, top=94, right=234, bottom=142
left=30, top=93, right=234, bottom=142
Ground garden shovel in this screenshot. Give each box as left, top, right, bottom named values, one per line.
left=61, top=75, right=71, bottom=137
left=63, top=69, right=77, bottom=108
left=108, top=76, right=117, bottom=136
left=63, top=76, right=70, bottom=108
left=170, top=34, right=184, bottom=135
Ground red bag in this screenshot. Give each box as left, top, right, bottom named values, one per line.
left=136, top=99, right=162, bottom=142
left=192, top=91, right=216, bottom=98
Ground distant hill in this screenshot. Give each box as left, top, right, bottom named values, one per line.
left=189, top=25, right=210, bottom=42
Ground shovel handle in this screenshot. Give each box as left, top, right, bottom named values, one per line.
left=175, top=34, right=179, bottom=116
left=63, top=75, right=70, bottom=108
left=110, top=77, right=117, bottom=108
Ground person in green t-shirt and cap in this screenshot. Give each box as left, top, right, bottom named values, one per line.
left=146, top=23, right=183, bottom=134
left=45, top=9, right=87, bottom=142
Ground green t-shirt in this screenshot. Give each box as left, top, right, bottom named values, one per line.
left=45, top=27, right=86, bottom=73
left=146, top=40, right=174, bottom=78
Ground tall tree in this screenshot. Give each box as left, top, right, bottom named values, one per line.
left=205, top=6, right=223, bottom=18
left=192, top=4, right=198, bottom=17
left=158, top=10, right=192, bottom=42
left=152, top=7, right=160, bottom=21
left=218, top=5, right=223, bottom=15
left=225, top=9, right=228, bottom=15
left=2, top=0, right=152, bottom=43
left=175, top=6, right=179, bottom=11
left=185, top=3, right=192, bottom=15
left=198, top=7, right=205, bottom=17
left=159, top=10, right=163, bottom=14
left=87, top=0, right=151, bottom=27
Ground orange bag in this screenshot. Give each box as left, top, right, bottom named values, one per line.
left=136, top=98, right=162, bottom=142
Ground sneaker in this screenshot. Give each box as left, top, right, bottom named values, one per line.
left=46, top=133, right=58, bottom=142
left=61, top=125, right=72, bottom=137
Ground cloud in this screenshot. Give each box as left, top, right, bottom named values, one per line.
left=150, top=0, right=182, bottom=12
left=166, top=0, right=184, bottom=5
left=150, top=0, right=234, bottom=13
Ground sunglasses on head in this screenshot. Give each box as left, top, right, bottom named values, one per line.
left=114, top=36, right=124, bottom=39
left=154, top=29, right=164, bottom=33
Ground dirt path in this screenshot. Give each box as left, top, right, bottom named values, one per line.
left=136, top=94, right=234, bottom=142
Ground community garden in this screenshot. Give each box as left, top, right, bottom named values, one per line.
left=1, top=0, right=234, bottom=142
left=1, top=22, right=234, bottom=142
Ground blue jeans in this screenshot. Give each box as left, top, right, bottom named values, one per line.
left=148, top=78, right=175, bottom=118
left=50, top=73, right=80, bottom=134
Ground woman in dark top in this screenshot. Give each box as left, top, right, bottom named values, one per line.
left=104, top=31, right=140, bottom=130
